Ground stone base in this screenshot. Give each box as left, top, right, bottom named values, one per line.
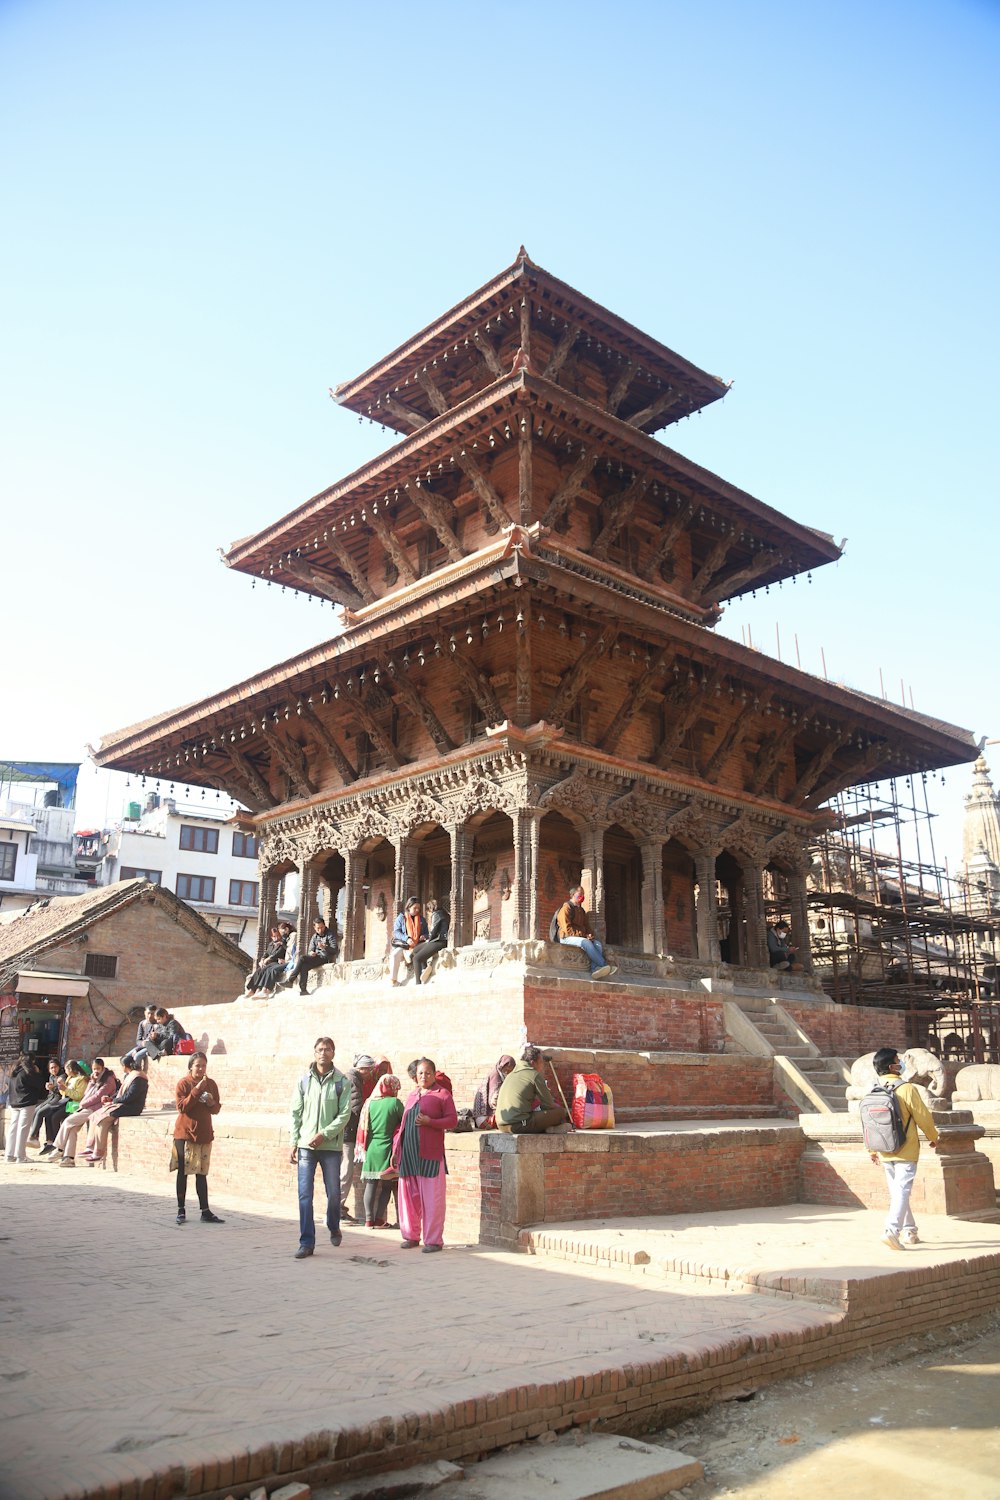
left=798, top=1110, right=999, bottom=1221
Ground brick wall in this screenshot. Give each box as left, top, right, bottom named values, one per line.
left=48, top=898, right=247, bottom=1062
left=783, top=1003, right=907, bottom=1058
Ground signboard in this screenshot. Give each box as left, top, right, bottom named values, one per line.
left=0, top=1001, right=19, bottom=1060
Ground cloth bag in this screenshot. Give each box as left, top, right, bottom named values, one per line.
left=570, top=1072, right=615, bottom=1130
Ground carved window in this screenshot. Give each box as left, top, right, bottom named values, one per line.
left=355, top=732, right=373, bottom=778
left=84, top=953, right=118, bottom=979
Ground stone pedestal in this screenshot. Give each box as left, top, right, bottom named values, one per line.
left=798, top=1109, right=998, bottom=1222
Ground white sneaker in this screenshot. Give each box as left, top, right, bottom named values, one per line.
left=882, top=1231, right=904, bottom=1251
left=591, top=965, right=612, bottom=980
left=901, top=1230, right=920, bottom=1245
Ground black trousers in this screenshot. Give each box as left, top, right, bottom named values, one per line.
left=412, top=936, right=447, bottom=984
left=175, top=1140, right=210, bottom=1211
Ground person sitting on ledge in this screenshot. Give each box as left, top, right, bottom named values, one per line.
left=389, top=897, right=427, bottom=986
left=279, top=917, right=340, bottom=996
left=556, top=886, right=617, bottom=980
left=472, top=1053, right=516, bottom=1128
left=767, top=921, right=802, bottom=973
left=412, top=897, right=449, bottom=986
left=245, top=923, right=289, bottom=995
left=495, top=1046, right=569, bottom=1134
left=80, top=1058, right=149, bottom=1165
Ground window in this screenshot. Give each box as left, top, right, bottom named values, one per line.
left=229, top=879, right=259, bottom=907
left=179, top=825, right=219, bottom=854
left=0, top=843, right=16, bottom=880
left=232, top=831, right=259, bottom=860
left=84, top=953, right=118, bottom=979
left=177, top=873, right=216, bottom=902
left=119, top=867, right=162, bottom=884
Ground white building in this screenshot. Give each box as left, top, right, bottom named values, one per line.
left=96, top=793, right=275, bottom=955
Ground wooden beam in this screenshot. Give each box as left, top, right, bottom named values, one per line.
left=455, top=453, right=514, bottom=531
left=285, top=557, right=366, bottom=612
left=382, top=394, right=426, bottom=431
left=701, top=547, right=785, bottom=607
left=547, top=627, right=618, bottom=726
left=300, top=705, right=357, bottom=786
left=519, top=296, right=532, bottom=363
left=541, top=450, right=596, bottom=530
left=598, top=646, right=672, bottom=752
left=415, top=369, right=449, bottom=416
left=645, top=507, right=690, bottom=580
left=805, top=743, right=888, bottom=810
left=653, top=665, right=724, bottom=767
left=791, top=731, right=849, bottom=805
left=380, top=658, right=455, bottom=755
left=591, top=475, right=644, bottom=560
left=607, top=362, right=635, bottom=416
left=473, top=330, right=505, bottom=379
left=448, top=647, right=506, bottom=728
left=369, top=511, right=417, bottom=585
left=700, top=690, right=772, bottom=781
left=267, top=729, right=316, bottom=800
left=689, top=532, right=739, bottom=599
left=225, top=744, right=276, bottom=811
left=542, top=323, right=579, bottom=380
left=328, top=538, right=376, bottom=605
left=748, top=720, right=799, bottom=797
left=518, top=425, right=532, bottom=526
left=347, top=694, right=405, bottom=770
left=626, top=388, right=686, bottom=429
left=410, top=487, right=466, bottom=563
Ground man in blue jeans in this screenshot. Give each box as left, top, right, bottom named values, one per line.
left=289, top=1037, right=352, bottom=1260
left=556, top=886, right=617, bottom=980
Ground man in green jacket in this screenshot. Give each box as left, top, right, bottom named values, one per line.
left=290, top=1037, right=352, bottom=1260
left=495, top=1046, right=568, bottom=1133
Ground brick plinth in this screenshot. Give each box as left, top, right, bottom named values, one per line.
left=798, top=1110, right=998, bottom=1220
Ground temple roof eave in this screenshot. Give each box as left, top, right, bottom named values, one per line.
left=332, top=250, right=730, bottom=430
left=223, top=371, right=841, bottom=593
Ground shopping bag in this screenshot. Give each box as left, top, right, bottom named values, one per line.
left=570, top=1072, right=615, bottom=1130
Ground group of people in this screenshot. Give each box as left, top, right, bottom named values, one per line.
left=124, top=1006, right=188, bottom=1067
left=245, top=917, right=340, bottom=997
left=3, top=1052, right=149, bottom=1166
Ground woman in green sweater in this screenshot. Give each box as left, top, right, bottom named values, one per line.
left=358, top=1075, right=404, bottom=1228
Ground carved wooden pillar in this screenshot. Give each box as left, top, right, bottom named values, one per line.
left=514, top=596, right=532, bottom=728
left=394, top=835, right=418, bottom=908
left=693, top=847, right=721, bottom=963
left=640, top=838, right=666, bottom=956
left=297, top=862, right=319, bottom=955
left=739, top=860, right=768, bottom=969
left=447, top=822, right=473, bottom=949
left=581, top=824, right=607, bottom=942
left=787, top=865, right=813, bottom=974
left=512, top=809, right=542, bottom=940
left=256, top=872, right=279, bottom=962
left=341, top=849, right=364, bottom=962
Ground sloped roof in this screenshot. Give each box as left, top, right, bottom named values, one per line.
left=0, top=879, right=250, bottom=979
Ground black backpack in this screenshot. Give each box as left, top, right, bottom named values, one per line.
left=859, top=1082, right=910, bottom=1154
left=549, top=908, right=561, bottom=942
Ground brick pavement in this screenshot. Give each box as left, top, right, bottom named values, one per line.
left=1, top=1160, right=999, bottom=1500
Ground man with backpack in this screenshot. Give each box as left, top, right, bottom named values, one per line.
left=289, top=1037, right=352, bottom=1259
left=863, top=1047, right=940, bottom=1251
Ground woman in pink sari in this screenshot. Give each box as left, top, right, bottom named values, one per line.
left=394, top=1057, right=457, bottom=1253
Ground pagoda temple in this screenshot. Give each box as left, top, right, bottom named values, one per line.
left=95, top=249, right=978, bottom=983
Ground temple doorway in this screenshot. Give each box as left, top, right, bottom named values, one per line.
left=603, top=823, right=643, bottom=950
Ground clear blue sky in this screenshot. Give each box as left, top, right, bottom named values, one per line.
left=2, top=0, right=997, bottom=870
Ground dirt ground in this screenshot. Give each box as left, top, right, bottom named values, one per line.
left=659, top=1315, right=1000, bottom=1499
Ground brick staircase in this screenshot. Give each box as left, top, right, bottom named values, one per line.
left=724, top=1001, right=850, bottom=1113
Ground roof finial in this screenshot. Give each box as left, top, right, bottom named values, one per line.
left=516, top=244, right=529, bottom=263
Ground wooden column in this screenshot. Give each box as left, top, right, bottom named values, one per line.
left=581, top=825, right=607, bottom=943
left=447, top=822, right=473, bottom=950
left=693, top=848, right=721, bottom=963
left=341, top=849, right=364, bottom=962
left=297, top=862, right=319, bottom=956
left=513, top=809, right=542, bottom=940
left=256, top=871, right=279, bottom=962
left=740, top=860, right=768, bottom=970
left=640, top=838, right=666, bottom=956
left=514, top=597, right=532, bottom=727
left=787, top=866, right=813, bottom=974
left=394, top=835, right=418, bottom=909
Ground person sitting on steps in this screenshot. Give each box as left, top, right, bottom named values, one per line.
left=556, top=885, right=617, bottom=980
left=389, top=897, right=427, bottom=986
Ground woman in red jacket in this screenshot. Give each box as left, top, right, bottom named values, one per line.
left=172, top=1052, right=224, bottom=1226
left=394, top=1057, right=457, bottom=1252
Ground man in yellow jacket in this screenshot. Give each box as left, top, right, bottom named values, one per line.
left=869, top=1046, right=940, bottom=1250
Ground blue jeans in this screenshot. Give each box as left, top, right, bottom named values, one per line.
left=560, top=934, right=606, bottom=973
left=296, top=1147, right=342, bottom=1248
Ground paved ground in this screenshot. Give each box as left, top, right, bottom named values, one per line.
left=1, top=1159, right=999, bottom=1500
